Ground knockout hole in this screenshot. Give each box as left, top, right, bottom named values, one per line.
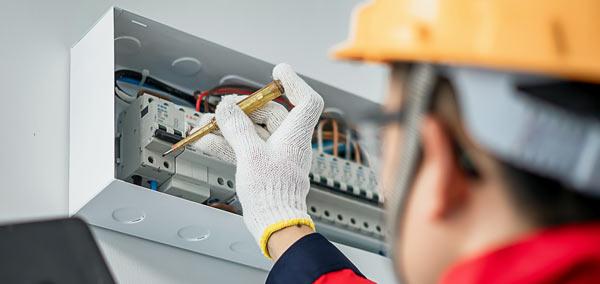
left=147, top=156, right=154, bottom=163
left=217, top=177, right=224, bottom=185
left=163, top=161, right=169, bottom=168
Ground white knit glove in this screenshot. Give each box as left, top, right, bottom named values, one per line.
left=191, top=95, right=288, bottom=164
left=215, top=63, right=324, bottom=258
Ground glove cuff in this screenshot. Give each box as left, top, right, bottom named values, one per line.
left=258, top=217, right=315, bottom=259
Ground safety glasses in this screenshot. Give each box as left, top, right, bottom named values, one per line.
left=355, top=64, right=437, bottom=235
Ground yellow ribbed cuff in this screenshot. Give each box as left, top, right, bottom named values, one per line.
left=259, top=218, right=316, bottom=259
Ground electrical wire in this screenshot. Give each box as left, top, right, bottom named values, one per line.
left=194, top=85, right=256, bottom=112
left=115, top=69, right=196, bottom=106
left=318, top=132, right=367, bottom=162
left=317, top=119, right=327, bottom=153
left=195, top=91, right=210, bottom=112
left=353, top=141, right=362, bottom=164
left=149, top=180, right=158, bottom=191
left=345, top=128, right=352, bottom=160
left=319, top=132, right=347, bottom=140
left=331, top=119, right=339, bottom=157
left=115, top=86, right=136, bottom=103
left=315, top=128, right=366, bottom=165
left=316, top=118, right=346, bottom=159
left=361, top=146, right=373, bottom=168
left=194, top=84, right=293, bottom=113
left=322, top=107, right=345, bottom=117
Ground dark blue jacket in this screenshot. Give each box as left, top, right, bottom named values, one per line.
left=266, top=233, right=374, bottom=284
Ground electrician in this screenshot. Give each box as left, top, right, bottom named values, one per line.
left=193, top=0, right=600, bottom=283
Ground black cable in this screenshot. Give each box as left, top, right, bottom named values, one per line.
left=115, top=69, right=196, bottom=105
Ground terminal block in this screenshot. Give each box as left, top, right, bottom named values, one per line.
left=310, top=151, right=381, bottom=205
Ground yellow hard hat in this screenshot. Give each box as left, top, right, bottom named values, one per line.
left=334, top=0, right=600, bottom=83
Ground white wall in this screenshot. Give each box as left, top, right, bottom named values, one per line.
left=0, top=1, right=386, bottom=283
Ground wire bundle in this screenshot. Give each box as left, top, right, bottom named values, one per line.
left=114, top=69, right=196, bottom=106
left=313, top=109, right=368, bottom=166
left=194, top=85, right=293, bottom=113
left=114, top=69, right=293, bottom=114
left=194, top=85, right=256, bottom=112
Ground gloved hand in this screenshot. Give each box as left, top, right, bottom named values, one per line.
left=191, top=95, right=288, bottom=164
left=214, top=63, right=324, bottom=258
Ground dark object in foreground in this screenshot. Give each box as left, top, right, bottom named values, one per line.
left=0, top=217, right=115, bottom=284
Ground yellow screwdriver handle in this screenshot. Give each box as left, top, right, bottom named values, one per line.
left=163, top=80, right=284, bottom=156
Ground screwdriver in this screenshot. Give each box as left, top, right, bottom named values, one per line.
left=162, top=80, right=285, bottom=156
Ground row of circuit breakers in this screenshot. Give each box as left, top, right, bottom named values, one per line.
left=116, top=93, right=387, bottom=254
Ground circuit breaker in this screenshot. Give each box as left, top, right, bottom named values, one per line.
left=117, top=93, right=386, bottom=253
left=117, top=94, right=236, bottom=205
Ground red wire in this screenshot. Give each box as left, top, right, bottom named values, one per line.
left=195, top=91, right=210, bottom=112
left=195, top=94, right=201, bottom=112
left=196, top=88, right=253, bottom=112
left=273, top=97, right=292, bottom=109
left=195, top=87, right=292, bottom=112
left=210, top=88, right=254, bottom=96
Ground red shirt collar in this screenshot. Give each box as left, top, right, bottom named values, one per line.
left=440, top=223, right=600, bottom=283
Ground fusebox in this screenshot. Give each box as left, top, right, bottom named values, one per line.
left=69, top=7, right=393, bottom=282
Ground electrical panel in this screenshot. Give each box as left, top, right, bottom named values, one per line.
left=116, top=90, right=386, bottom=253
left=69, top=9, right=394, bottom=280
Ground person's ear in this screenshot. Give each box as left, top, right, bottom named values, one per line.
left=420, top=115, right=470, bottom=220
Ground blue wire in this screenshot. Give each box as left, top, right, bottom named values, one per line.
left=116, top=77, right=194, bottom=107
left=116, top=77, right=161, bottom=91
left=116, top=77, right=141, bottom=85
left=149, top=180, right=158, bottom=191
left=312, top=142, right=350, bottom=155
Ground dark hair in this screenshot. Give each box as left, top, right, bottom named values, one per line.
left=500, top=162, right=600, bottom=226
left=435, top=77, right=600, bottom=226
